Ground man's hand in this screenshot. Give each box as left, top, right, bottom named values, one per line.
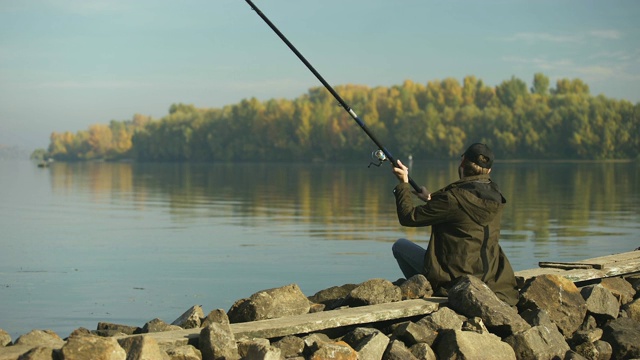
left=392, top=160, right=409, bottom=183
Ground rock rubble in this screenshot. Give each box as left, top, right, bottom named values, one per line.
left=1, top=273, right=639, bottom=360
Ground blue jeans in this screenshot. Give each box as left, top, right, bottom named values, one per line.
left=392, top=238, right=427, bottom=279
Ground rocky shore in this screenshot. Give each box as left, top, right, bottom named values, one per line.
left=1, top=273, right=639, bottom=360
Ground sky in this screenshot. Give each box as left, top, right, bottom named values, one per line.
left=1, top=0, right=639, bottom=149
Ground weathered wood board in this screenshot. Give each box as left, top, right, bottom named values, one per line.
left=515, top=249, right=640, bottom=286
left=123, top=298, right=446, bottom=346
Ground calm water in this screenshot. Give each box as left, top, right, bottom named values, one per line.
left=0, top=159, right=638, bottom=339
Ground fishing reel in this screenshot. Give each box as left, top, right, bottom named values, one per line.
left=368, top=149, right=388, bottom=168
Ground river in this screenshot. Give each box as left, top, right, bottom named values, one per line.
left=0, top=159, right=638, bottom=339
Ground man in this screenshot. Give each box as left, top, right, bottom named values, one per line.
left=391, top=143, right=519, bottom=306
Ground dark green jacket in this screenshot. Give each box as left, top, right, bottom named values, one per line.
left=394, top=174, right=519, bottom=306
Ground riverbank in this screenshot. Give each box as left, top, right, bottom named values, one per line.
left=1, top=251, right=639, bottom=360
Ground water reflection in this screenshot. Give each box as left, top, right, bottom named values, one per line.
left=48, top=160, right=639, bottom=250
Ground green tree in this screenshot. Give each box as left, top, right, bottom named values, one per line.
left=531, top=73, right=550, bottom=96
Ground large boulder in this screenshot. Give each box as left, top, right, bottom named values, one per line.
left=171, top=305, right=204, bottom=329
left=623, top=298, right=640, bottom=322
left=447, top=275, right=530, bottom=337
left=417, top=306, right=465, bottom=332
left=308, top=284, right=358, bottom=310
left=117, top=335, right=170, bottom=360
left=199, top=322, right=239, bottom=360
left=344, top=278, right=402, bottom=307
left=96, top=322, right=140, bottom=336
left=435, top=329, right=516, bottom=360
left=14, top=330, right=64, bottom=349
left=580, top=284, right=620, bottom=321
left=308, top=340, right=357, bottom=360
left=228, top=283, right=310, bottom=323
left=518, top=274, right=587, bottom=337
left=600, top=277, right=636, bottom=305
left=399, top=274, right=433, bottom=300
left=0, top=329, right=11, bottom=347
left=60, top=334, right=126, bottom=360
left=383, top=340, right=419, bottom=360
left=601, top=317, right=640, bottom=359
left=504, top=325, right=570, bottom=360
left=140, top=318, right=182, bottom=333
left=392, top=321, right=437, bottom=347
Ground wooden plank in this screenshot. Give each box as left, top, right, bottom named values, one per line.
left=515, top=250, right=640, bottom=286
left=538, top=261, right=602, bottom=270
left=124, top=298, right=445, bottom=347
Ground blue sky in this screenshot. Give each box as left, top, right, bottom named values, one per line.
left=1, top=0, right=639, bottom=149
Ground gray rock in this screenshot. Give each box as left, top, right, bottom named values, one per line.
left=416, top=306, right=464, bottom=332
left=272, top=335, right=304, bottom=358
left=201, top=309, right=229, bottom=329
left=97, top=322, right=140, bottom=336
left=574, top=341, right=600, bottom=360
left=601, top=317, right=640, bottom=359
left=579, top=315, right=598, bottom=332
left=171, top=305, right=204, bottom=329
left=504, top=325, right=570, bottom=360
left=117, top=335, right=170, bottom=360
left=436, top=329, right=516, bottom=360
left=518, top=274, right=587, bottom=337
left=0, top=329, right=11, bottom=347
left=228, top=284, right=310, bottom=323
left=519, top=308, right=555, bottom=329
left=243, top=341, right=282, bottom=360
left=600, top=277, right=636, bottom=305
left=141, top=318, right=183, bottom=333
left=308, top=341, right=356, bottom=360
left=581, top=285, right=620, bottom=320
left=345, top=278, right=402, bottom=307
left=623, top=297, right=640, bottom=322
left=341, top=327, right=378, bottom=348
left=303, top=333, right=331, bottom=354
left=399, top=274, right=433, bottom=300
left=14, top=330, right=65, bottom=349
left=625, top=275, right=640, bottom=296
left=68, top=327, right=92, bottom=338
left=564, top=350, right=589, bottom=360
left=307, top=284, right=358, bottom=310
left=392, top=321, right=437, bottom=347
left=461, top=316, right=489, bottom=334
left=447, top=275, right=530, bottom=337
left=352, top=329, right=389, bottom=360
left=383, top=340, right=418, bottom=360
left=199, top=322, right=239, bottom=360
left=16, top=346, right=55, bottom=360
left=165, top=345, right=202, bottom=360
left=60, top=334, right=126, bottom=360
left=236, top=338, right=270, bottom=358
left=409, top=343, right=436, bottom=360
left=594, top=340, right=613, bottom=360
left=570, top=328, right=603, bottom=346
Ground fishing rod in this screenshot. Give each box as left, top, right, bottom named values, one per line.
left=244, top=0, right=422, bottom=193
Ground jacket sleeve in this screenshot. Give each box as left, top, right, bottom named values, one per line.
left=394, top=182, right=454, bottom=227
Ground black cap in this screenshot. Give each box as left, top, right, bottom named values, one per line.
left=463, top=143, right=494, bottom=169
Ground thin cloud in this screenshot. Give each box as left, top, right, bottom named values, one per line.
left=589, top=30, right=621, bottom=40
left=42, top=0, right=130, bottom=16
left=35, top=80, right=151, bottom=89
left=501, top=56, right=574, bottom=71
left=575, top=65, right=615, bottom=77
left=501, top=32, right=580, bottom=43
left=500, top=29, right=622, bottom=44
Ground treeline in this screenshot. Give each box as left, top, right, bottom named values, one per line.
left=44, top=73, right=640, bottom=161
